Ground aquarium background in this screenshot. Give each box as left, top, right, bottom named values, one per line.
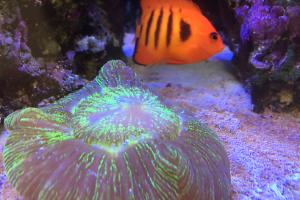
left=0, top=0, right=299, bottom=199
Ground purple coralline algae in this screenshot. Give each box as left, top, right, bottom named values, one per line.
left=0, top=1, right=86, bottom=122
left=0, top=0, right=128, bottom=122
left=198, top=0, right=300, bottom=112
left=3, top=60, right=231, bottom=200
left=287, top=6, right=300, bottom=69
left=236, top=2, right=289, bottom=71
left=233, top=1, right=300, bottom=112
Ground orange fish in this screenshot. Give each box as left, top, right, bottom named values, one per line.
left=133, top=0, right=225, bottom=65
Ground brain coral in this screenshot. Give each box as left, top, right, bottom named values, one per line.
left=3, top=60, right=231, bottom=200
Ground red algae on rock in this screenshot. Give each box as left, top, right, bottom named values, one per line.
left=3, top=60, right=231, bottom=200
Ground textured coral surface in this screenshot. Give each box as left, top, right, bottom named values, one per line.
left=1, top=60, right=231, bottom=200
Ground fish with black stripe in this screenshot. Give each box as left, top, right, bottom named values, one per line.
left=133, top=0, right=225, bottom=65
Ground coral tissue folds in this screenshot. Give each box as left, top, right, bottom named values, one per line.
left=3, top=60, right=231, bottom=200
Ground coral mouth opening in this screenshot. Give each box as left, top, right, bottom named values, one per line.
left=72, top=87, right=180, bottom=154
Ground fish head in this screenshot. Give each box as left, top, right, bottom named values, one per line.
left=169, top=8, right=225, bottom=64
left=193, top=30, right=225, bottom=60
left=190, top=30, right=225, bottom=63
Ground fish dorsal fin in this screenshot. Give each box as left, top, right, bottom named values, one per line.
left=96, top=60, right=142, bottom=88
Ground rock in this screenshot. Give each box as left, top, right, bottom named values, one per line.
left=193, top=0, right=300, bottom=112
left=0, top=1, right=86, bottom=123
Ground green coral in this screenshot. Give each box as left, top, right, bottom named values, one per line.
left=3, top=60, right=231, bottom=200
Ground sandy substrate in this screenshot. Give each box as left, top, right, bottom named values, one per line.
left=132, top=60, right=300, bottom=200
left=0, top=59, right=299, bottom=199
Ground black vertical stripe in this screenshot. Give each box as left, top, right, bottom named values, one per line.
left=180, top=19, right=191, bottom=41
left=133, top=25, right=142, bottom=60
left=139, top=24, right=143, bottom=37
left=166, top=8, right=173, bottom=47
left=145, top=10, right=155, bottom=46
left=154, top=8, right=163, bottom=49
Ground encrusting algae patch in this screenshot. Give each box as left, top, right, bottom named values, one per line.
left=3, top=60, right=231, bottom=200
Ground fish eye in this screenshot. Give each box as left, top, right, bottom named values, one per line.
left=210, top=32, right=218, bottom=41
